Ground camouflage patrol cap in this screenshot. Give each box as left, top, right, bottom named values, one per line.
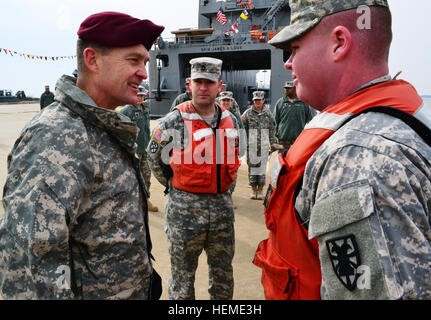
left=252, top=91, right=265, bottom=100
left=219, top=91, right=234, bottom=100
left=269, top=0, right=389, bottom=49
left=190, top=57, right=222, bottom=82
left=284, top=81, right=295, bottom=88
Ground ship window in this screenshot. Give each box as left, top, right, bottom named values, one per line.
left=156, top=55, right=169, bottom=68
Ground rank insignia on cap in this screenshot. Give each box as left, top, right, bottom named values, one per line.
left=153, top=128, right=166, bottom=143
left=190, top=57, right=222, bottom=82
left=326, top=234, right=361, bottom=291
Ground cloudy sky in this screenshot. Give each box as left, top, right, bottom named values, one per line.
left=0, top=0, right=430, bottom=98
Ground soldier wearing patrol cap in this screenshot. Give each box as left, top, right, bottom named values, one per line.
left=0, top=11, right=164, bottom=299
left=273, top=80, right=316, bottom=152
left=216, top=86, right=242, bottom=116
left=148, top=57, right=241, bottom=300
left=40, top=85, right=54, bottom=110
left=120, top=86, right=159, bottom=213
left=218, top=91, right=244, bottom=131
left=241, top=91, right=277, bottom=200
left=219, top=90, right=233, bottom=101
left=254, top=0, right=431, bottom=300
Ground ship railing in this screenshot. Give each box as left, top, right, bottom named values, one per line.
left=159, top=30, right=278, bottom=49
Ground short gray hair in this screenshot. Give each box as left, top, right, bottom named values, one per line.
left=76, top=38, right=112, bottom=74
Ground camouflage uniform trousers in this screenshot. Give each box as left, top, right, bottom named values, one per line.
left=166, top=224, right=235, bottom=300
left=247, top=164, right=267, bottom=186
left=247, top=147, right=269, bottom=187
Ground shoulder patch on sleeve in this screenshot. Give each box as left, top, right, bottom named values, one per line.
left=326, top=234, right=361, bottom=291
left=149, top=140, right=159, bottom=153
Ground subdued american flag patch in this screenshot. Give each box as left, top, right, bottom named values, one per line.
left=153, top=128, right=166, bottom=143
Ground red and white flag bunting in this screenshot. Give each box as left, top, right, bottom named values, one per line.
left=0, top=47, right=76, bottom=61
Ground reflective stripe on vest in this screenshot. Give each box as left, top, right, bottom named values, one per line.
left=253, top=80, right=425, bottom=300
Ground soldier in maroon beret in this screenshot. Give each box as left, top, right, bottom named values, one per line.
left=76, top=11, right=164, bottom=109
left=0, top=12, right=165, bottom=300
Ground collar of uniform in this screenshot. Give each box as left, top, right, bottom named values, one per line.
left=252, top=104, right=269, bottom=113
left=125, top=104, right=142, bottom=112
left=54, top=74, right=137, bottom=153
left=284, top=96, right=300, bottom=104
left=203, top=105, right=222, bottom=128
left=352, top=74, right=392, bottom=95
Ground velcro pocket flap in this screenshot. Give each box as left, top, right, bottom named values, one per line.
left=308, top=181, right=375, bottom=239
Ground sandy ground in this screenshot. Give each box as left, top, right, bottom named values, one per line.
left=0, top=103, right=275, bottom=300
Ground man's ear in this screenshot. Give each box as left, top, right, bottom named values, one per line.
left=83, top=47, right=100, bottom=73
left=331, top=26, right=352, bottom=62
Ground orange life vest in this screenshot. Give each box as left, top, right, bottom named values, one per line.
left=171, top=101, right=241, bottom=194
left=253, top=80, right=425, bottom=300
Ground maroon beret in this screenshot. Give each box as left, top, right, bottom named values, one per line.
left=77, top=11, right=165, bottom=50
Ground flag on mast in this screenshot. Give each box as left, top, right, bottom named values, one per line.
left=216, top=7, right=227, bottom=25
left=240, top=9, right=249, bottom=20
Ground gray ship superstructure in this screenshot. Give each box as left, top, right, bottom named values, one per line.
left=148, top=0, right=292, bottom=117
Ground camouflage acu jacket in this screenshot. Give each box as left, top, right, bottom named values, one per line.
left=0, top=75, right=153, bottom=300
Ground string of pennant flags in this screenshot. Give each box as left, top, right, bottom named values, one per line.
left=217, top=0, right=253, bottom=36
left=0, top=47, right=76, bottom=61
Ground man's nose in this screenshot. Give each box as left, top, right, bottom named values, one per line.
left=284, top=54, right=293, bottom=70
left=136, top=67, right=148, bottom=80
left=200, top=82, right=209, bottom=91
